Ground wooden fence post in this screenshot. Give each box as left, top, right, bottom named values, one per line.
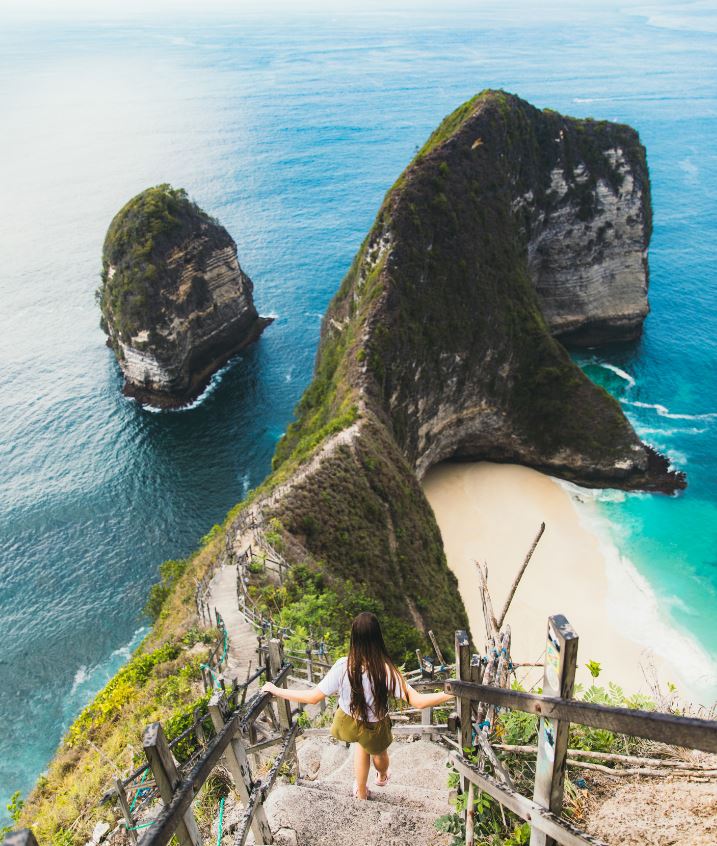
left=455, top=630, right=475, bottom=846
left=208, top=692, right=274, bottom=845
left=193, top=707, right=206, bottom=747
left=269, top=638, right=298, bottom=775
left=530, top=614, right=579, bottom=846
left=115, top=777, right=138, bottom=845
left=143, top=722, right=202, bottom=846
left=306, top=642, right=314, bottom=684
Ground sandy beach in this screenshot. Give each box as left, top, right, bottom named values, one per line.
left=423, top=462, right=713, bottom=703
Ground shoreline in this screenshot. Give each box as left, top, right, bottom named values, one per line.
left=423, top=462, right=716, bottom=705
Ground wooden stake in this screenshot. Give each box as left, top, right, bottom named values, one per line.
left=114, top=778, right=137, bottom=846
left=428, top=630, right=446, bottom=667
left=476, top=562, right=499, bottom=640
left=497, top=523, right=545, bottom=630
left=269, top=638, right=298, bottom=775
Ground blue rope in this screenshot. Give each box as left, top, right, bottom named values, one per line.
left=216, top=796, right=225, bottom=846
left=124, top=821, right=156, bottom=832
left=129, top=768, right=148, bottom=812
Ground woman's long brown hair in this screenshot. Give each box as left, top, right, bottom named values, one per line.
left=347, top=612, right=406, bottom=723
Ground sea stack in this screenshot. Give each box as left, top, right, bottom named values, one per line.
left=97, top=184, right=272, bottom=408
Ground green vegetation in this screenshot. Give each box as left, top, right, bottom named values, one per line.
left=247, top=562, right=424, bottom=665
left=97, top=184, right=225, bottom=340
left=17, top=532, right=226, bottom=843
left=144, top=557, right=188, bottom=620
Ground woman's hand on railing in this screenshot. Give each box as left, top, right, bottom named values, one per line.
left=262, top=682, right=278, bottom=697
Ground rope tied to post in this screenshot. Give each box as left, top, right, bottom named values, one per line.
left=128, top=768, right=149, bottom=812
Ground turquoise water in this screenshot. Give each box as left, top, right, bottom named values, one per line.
left=1, top=1, right=716, bottom=820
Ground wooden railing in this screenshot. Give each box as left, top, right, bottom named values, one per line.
left=4, top=639, right=297, bottom=846
left=446, top=619, right=717, bottom=846
left=136, top=642, right=297, bottom=846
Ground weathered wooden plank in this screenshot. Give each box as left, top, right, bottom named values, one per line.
left=428, top=630, right=447, bottom=666
left=496, top=743, right=717, bottom=769
left=531, top=615, right=578, bottom=846
left=138, top=713, right=242, bottom=846
left=451, top=754, right=608, bottom=846
left=444, top=681, right=717, bottom=754
left=115, top=777, right=138, bottom=846
left=269, top=638, right=298, bottom=774
left=142, top=723, right=201, bottom=846
left=454, top=630, right=474, bottom=846
left=208, top=693, right=273, bottom=845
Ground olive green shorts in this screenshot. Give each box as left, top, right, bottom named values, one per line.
left=330, top=707, right=393, bottom=755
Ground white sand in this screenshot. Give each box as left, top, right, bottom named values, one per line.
left=423, top=462, right=712, bottom=702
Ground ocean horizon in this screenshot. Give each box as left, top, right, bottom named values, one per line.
left=1, top=0, right=716, bottom=822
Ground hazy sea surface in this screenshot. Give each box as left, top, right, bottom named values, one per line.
left=1, top=1, right=716, bottom=819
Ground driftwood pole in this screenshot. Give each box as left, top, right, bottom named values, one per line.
left=428, top=630, right=446, bottom=667
left=530, top=614, right=579, bottom=846
left=497, top=523, right=545, bottom=630
left=476, top=562, right=499, bottom=640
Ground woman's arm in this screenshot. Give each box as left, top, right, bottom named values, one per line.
left=404, top=683, right=454, bottom=709
left=262, top=681, right=326, bottom=706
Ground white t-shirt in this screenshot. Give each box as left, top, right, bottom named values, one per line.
left=317, top=656, right=407, bottom=722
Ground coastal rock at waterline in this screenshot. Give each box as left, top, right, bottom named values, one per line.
left=97, top=184, right=271, bottom=408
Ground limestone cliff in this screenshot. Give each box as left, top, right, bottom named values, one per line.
left=249, top=91, right=683, bottom=651
left=516, top=111, right=651, bottom=345
left=98, top=185, right=271, bottom=408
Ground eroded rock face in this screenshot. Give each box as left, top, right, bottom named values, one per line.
left=518, top=134, right=651, bottom=345
left=98, top=185, right=271, bottom=407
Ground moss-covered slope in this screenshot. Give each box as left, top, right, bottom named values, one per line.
left=289, top=90, right=683, bottom=491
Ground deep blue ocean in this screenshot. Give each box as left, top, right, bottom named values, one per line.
left=1, top=0, right=715, bottom=821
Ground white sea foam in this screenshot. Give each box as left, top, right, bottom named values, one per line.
left=635, top=426, right=707, bottom=437
left=561, top=486, right=717, bottom=702
left=70, top=665, right=89, bottom=694
left=142, top=356, right=243, bottom=414
left=621, top=399, right=717, bottom=421
left=596, top=362, right=636, bottom=388
left=65, top=627, right=147, bottom=722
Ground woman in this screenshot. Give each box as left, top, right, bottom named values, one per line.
left=262, top=611, right=454, bottom=800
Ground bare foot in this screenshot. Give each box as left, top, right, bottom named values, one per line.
left=353, top=781, right=371, bottom=800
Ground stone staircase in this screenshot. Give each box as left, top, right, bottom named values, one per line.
left=261, top=736, right=453, bottom=846
left=205, top=560, right=453, bottom=846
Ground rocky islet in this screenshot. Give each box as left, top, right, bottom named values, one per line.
left=98, top=184, right=272, bottom=408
